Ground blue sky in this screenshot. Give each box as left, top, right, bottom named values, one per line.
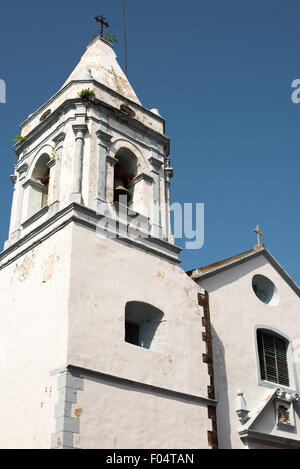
left=0, top=0, right=299, bottom=283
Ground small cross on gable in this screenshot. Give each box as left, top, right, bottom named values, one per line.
left=254, top=224, right=263, bottom=248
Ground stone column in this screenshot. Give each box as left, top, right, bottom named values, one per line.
left=95, top=129, right=112, bottom=214
left=164, top=158, right=174, bottom=242
left=49, top=131, right=66, bottom=214
left=11, top=162, right=29, bottom=239
left=4, top=173, right=18, bottom=248
left=70, top=124, right=87, bottom=205
left=149, top=156, right=163, bottom=239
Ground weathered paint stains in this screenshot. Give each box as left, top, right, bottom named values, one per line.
left=42, top=254, right=60, bottom=283
left=14, top=251, right=36, bottom=282
left=156, top=271, right=165, bottom=279
left=74, top=408, right=83, bottom=418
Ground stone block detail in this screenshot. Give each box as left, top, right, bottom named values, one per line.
left=51, top=368, right=83, bottom=449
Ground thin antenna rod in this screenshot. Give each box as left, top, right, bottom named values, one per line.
left=123, top=0, right=128, bottom=76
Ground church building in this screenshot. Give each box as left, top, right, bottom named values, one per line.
left=0, top=23, right=299, bottom=449
left=189, top=240, right=300, bottom=449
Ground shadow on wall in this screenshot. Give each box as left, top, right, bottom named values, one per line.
left=212, top=324, right=232, bottom=449
left=125, top=301, right=166, bottom=353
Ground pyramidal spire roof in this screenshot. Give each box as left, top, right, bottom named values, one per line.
left=62, top=36, right=141, bottom=105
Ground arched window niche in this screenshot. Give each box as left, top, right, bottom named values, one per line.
left=26, top=154, right=51, bottom=219
left=124, top=301, right=167, bottom=353
left=255, top=326, right=296, bottom=391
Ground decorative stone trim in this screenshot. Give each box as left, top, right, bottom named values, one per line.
left=236, top=391, right=250, bottom=424
left=52, top=131, right=66, bottom=147
left=47, top=159, right=56, bottom=169
left=149, top=156, right=163, bottom=172
left=165, top=166, right=174, bottom=179
left=22, top=178, right=44, bottom=190
left=16, top=97, right=169, bottom=163
left=106, top=155, right=118, bottom=166
left=0, top=202, right=182, bottom=270
left=72, top=123, right=88, bottom=135
left=17, top=162, right=29, bottom=177
left=21, top=206, right=49, bottom=229
left=96, top=129, right=113, bottom=144
left=128, top=173, right=154, bottom=186
left=69, top=365, right=216, bottom=408
left=10, top=175, right=17, bottom=185
left=51, top=368, right=84, bottom=449
left=238, top=429, right=300, bottom=448
left=198, top=291, right=218, bottom=449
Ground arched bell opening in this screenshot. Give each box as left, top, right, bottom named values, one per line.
left=27, top=154, right=51, bottom=218
left=114, top=148, right=138, bottom=208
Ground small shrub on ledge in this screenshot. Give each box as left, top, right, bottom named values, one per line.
left=78, top=88, right=95, bottom=99
left=12, top=135, right=27, bottom=145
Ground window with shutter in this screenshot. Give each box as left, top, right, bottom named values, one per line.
left=257, top=330, right=290, bottom=387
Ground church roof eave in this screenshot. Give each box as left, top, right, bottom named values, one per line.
left=188, top=247, right=300, bottom=297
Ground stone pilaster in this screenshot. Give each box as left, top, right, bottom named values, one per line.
left=49, top=131, right=66, bottom=214
left=95, top=129, right=112, bottom=213
left=149, top=155, right=163, bottom=239
left=164, top=158, right=174, bottom=242
left=70, top=124, right=87, bottom=205
left=11, top=162, right=29, bottom=240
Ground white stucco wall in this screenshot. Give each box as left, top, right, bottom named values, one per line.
left=62, top=224, right=212, bottom=449
left=72, top=372, right=209, bottom=449
left=68, top=224, right=210, bottom=398
left=0, top=226, right=71, bottom=448
left=198, top=253, right=300, bottom=449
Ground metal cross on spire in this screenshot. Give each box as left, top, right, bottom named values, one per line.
left=254, top=224, right=263, bottom=247
left=94, top=14, right=109, bottom=38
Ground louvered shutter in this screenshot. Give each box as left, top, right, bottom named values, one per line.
left=257, top=330, right=289, bottom=387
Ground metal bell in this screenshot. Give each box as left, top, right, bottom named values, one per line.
left=114, top=179, right=132, bottom=203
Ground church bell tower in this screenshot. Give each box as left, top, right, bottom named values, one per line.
left=0, top=27, right=214, bottom=449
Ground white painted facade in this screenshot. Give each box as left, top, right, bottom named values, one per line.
left=0, top=36, right=213, bottom=449
left=193, top=249, right=300, bottom=449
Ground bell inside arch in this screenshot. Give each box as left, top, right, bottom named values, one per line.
left=113, top=163, right=135, bottom=205
left=114, top=178, right=132, bottom=203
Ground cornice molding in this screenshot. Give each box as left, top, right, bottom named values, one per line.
left=129, top=172, right=154, bottom=186
left=21, top=205, right=49, bottom=229
left=10, top=175, right=17, bottom=185
left=106, top=155, right=118, bottom=166
left=0, top=202, right=181, bottom=269
left=22, top=178, right=44, bottom=190
left=47, top=159, right=56, bottom=169
left=68, top=364, right=217, bottom=409
left=72, top=124, right=88, bottom=134
left=52, top=131, right=66, bottom=146
left=149, top=156, right=163, bottom=171
left=238, top=429, right=300, bottom=448
left=20, top=79, right=165, bottom=130
left=96, top=129, right=113, bottom=144
left=16, top=90, right=169, bottom=157
left=165, top=167, right=174, bottom=179
left=17, top=163, right=29, bottom=176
